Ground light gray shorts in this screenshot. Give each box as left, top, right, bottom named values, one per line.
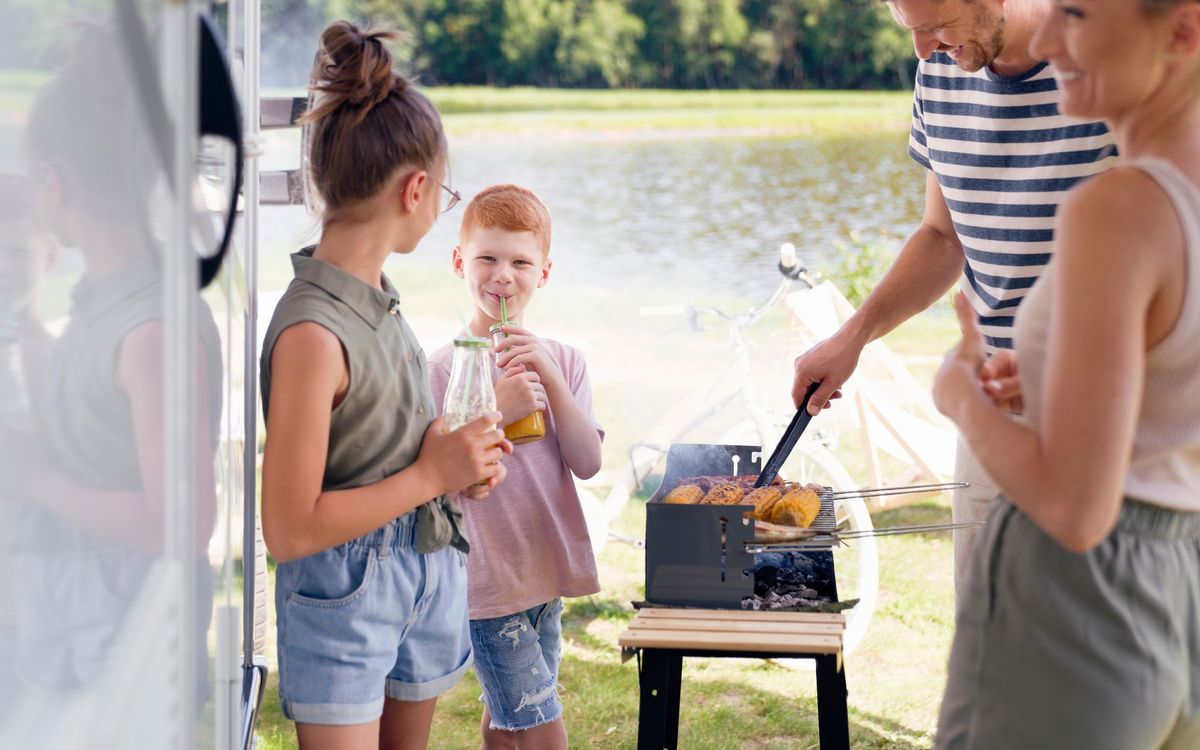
left=936, top=497, right=1200, bottom=750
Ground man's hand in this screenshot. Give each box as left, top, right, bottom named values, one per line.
left=791, top=335, right=855, bottom=415
left=494, top=364, right=547, bottom=427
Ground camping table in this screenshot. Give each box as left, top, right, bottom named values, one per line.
left=618, top=608, right=849, bottom=749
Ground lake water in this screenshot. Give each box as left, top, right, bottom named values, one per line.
left=258, top=131, right=926, bottom=297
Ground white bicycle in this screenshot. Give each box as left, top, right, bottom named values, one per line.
left=582, top=243, right=879, bottom=657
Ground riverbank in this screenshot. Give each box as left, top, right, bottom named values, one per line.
left=259, top=85, right=914, bottom=140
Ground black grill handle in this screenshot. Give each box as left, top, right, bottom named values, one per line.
left=754, top=382, right=820, bottom=488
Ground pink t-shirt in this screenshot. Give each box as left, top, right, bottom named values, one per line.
left=429, top=336, right=603, bottom=620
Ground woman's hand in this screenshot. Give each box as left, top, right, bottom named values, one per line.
left=980, top=350, right=1023, bottom=414
left=494, top=364, right=547, bottom=427
left=934, top=293, right=990, bottom=423
left=417, top=413, right=512, bottom=497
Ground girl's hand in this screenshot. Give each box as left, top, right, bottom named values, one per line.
left=933, top=293, right=989, bottom=423
left=494, top=364, right=547, bottom=426
left=418, top=413, right=512, bottom=496
left=979, top=349, right=1023, bottom=414
left=460, top=483, right=494, bottom=501
left=494, top=325, right=563, bottom=390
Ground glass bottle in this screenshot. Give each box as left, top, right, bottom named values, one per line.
left=442, top=335, right=497, bottom=486
left=443, top=335, right=497, bottom=430
left=489, top=323, right=546, bottom=445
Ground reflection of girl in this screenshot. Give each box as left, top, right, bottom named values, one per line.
left=259, top=21, right=509, bottom=749
left=0, top=177, right=56, bottom=720
left=3, top=23, right=221, bottom=691
left=932, top=1, right=1200, bottom=747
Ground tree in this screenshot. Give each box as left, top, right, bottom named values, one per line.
left=556, top=0, right=644, bottom=87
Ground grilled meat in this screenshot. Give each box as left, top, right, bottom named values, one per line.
left=678, top=474, right=783, bottom=494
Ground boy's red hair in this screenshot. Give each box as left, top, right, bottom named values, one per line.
left=460, top=184, right=552, bottom=255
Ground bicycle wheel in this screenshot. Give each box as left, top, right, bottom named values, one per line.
left=778, top=442, right=878, bottom=659
left=718, top=421, right=878, bottom=658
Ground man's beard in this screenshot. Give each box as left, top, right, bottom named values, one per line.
left=955, top=11, right=1006, bottom=73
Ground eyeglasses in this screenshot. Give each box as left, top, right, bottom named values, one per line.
left=432, top=177, right=461, bottom=214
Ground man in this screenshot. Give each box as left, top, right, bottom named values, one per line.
left=790, top=0, right=1117, bottom=598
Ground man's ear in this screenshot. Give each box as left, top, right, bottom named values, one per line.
left=537, top=257, right=552, bottom=288
left=451, top=245, right=465, bottom=279
left=1166, top=2, right=1200, bottom=61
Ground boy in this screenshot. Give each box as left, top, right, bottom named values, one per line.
left=428, top=184, right=603, bottom=750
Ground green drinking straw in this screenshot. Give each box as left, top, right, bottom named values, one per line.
left=499, top=296, right=508, bottom=325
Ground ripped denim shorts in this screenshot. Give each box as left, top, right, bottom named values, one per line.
left=469, top=598, right=564, bottom=731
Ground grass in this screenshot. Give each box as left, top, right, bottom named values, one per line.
left=247, top=219, right=961, bottom=746
left=257, top=86, right=913, bottom=139
left=255, top=492, right=955, bottom=749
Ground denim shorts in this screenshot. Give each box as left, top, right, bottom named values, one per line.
left=275, top=513, right=471, bottom=725
left=469, top=598, right=564, bottom=731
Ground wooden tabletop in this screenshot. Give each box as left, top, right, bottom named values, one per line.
left=618, top=608, right=845, bottom=655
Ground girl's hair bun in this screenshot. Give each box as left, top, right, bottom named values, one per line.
left=305, top=21, right=405, bottom=125
left=300, top=20, right=444, bottom=213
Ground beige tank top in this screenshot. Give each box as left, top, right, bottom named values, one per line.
left=1014, top=157, right=1200, bottom=512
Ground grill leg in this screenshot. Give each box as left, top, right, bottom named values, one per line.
left=638, top=649, right=683, bottom=750
left=666, top=652, right=682, bottom=747
left=815, top=654, right=850, bottom=749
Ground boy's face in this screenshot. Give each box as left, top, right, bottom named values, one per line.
left=453, top=226, right=551, bottom=322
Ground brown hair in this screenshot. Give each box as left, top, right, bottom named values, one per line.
left=25, top=22, right=155, bottom=220
left=459, top=184, right=553, bottom=256
left=301, top=21, right=445, bottom=214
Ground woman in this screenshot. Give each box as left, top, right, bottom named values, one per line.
left=932, top=1, right=1200, bottom=748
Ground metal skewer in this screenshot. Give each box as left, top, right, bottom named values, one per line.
left=824, top=481, right=968, bottom=499
left=744, top=520, right=983, bottom=553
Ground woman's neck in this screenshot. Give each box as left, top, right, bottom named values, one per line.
left=313, top=218, right=397, bottom=290
left=77, top=217, right=150, bottom=278
left=1112, top=88, right=1200, bottom=164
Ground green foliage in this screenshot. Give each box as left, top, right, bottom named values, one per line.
left=555, top=0, right=645, bottom=87
left=832, top=230, right=899, bottom=307
left=256, top=0, right=917, bottom=89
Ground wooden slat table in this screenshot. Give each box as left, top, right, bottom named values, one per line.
left=619, top=608, right=849, bottom=750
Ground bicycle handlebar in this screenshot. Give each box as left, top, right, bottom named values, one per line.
left=637, top=243, right=821, bottom=332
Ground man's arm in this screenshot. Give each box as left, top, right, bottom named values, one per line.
left=792, top=170, right=964, bottom=412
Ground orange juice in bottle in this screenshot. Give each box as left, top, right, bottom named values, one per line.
left=490, top=321, right=546, bottom=445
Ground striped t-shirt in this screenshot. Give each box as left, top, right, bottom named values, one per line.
left=909, top=52, right=1117, bottom=351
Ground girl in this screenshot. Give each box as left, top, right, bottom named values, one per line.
left=260, top=21, right=510, bottom=749
left=933, top=1, right=1200, bottom=747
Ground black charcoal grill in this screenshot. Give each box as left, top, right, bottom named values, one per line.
left=645, top=442, right=840, bottom=609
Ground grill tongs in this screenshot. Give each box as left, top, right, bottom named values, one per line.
left=750, top=385, right=977, bottom=551
left=754, top=383, right=820, bottom=488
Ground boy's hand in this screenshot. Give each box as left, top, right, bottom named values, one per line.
left=495, top=325, right=564, bottom=389
left=417, top=413, right=512, bottom=496
left=494, top=364, right=547, bottom=426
